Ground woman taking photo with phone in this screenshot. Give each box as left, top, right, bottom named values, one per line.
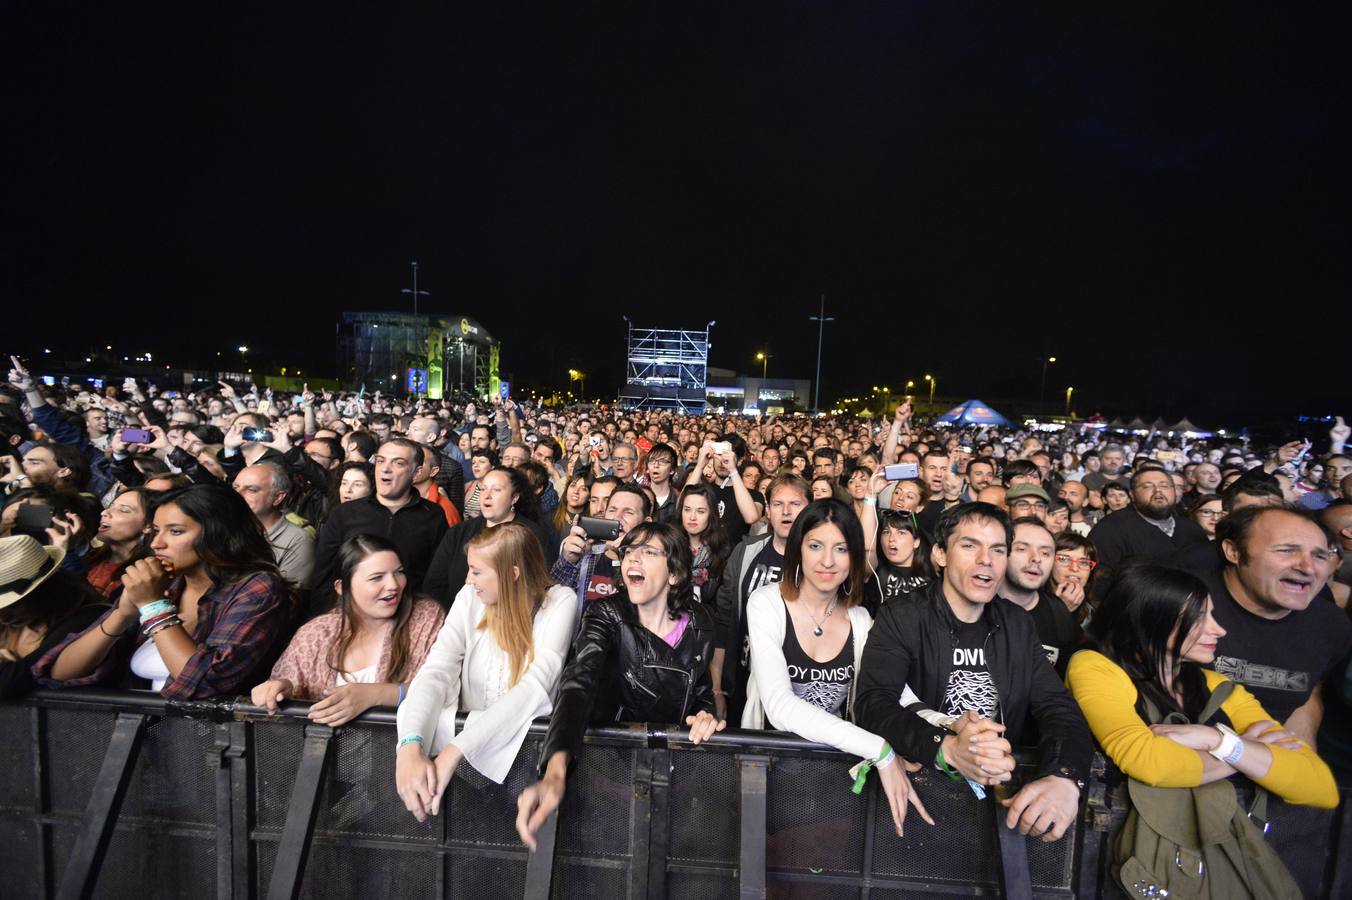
left=34, top=483, right=290, bottom=699
left=515, top=523, right=722, bottom=849
left=251, top=535, right=444, bottom=725
left=395, top=523, right=576, bottom=821
left=742, top=498, right=931, bottom=837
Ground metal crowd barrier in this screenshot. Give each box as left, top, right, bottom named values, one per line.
left=1, top=689, right=1348, bottom=899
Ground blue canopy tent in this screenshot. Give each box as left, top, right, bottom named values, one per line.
left=934, top=399, right=1015, bottom=427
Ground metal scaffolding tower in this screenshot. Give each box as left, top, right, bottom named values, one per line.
left=619, top=322, right=711, bottom=413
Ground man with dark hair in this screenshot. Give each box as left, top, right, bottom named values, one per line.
left=307, top=438, right=448, bottom=614
left=1087, top=465, right=1208, bottom=590
left=711, top=471, right=810, bottom=723
left=406, top=414, right=465, bottom=511
left=1300, top=454, right=1352, bottom=512
left=1199, top=506, right=1351, bottom=746
left=1000, top=458, right=1042, bottom=488
left=553, top=482, right=653, bottom=625
left=1058, top=480, right=1093, bottom=536
left=1082, top=443, right=1127, bottom=493
left=856, top=503, right=1091, bottom=844
left=1000, top=518, right=1079, bottom=675
left=811, top=446, right=841, bottom=479
left=964, top=457, right=996, bottom=502
left=644, top=443, right=680, bottom=525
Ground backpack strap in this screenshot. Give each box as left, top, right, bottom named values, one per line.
left=1197, top=679, right=1236, bottom=726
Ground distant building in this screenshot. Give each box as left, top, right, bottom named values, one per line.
left=704, top=367, right=811, bottom=414
left=337, top=312, right=499, bottom=398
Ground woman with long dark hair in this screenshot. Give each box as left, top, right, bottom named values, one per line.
left=552, top=471, right=589, bottom=535
left=742, top=498, right=931, bottom=836
left=515, top=522, right=722, bottom=849
left=34, top=483, right=291, bottom=699
left=82, top=487, right=154, bottom=596
left=1067, top=565, right=1335, bottom=806
left=677, top=483, right=729, bottom=605
left=396, top=523, right=576, bottom=821
left=251, top=535, right=444, bottom=725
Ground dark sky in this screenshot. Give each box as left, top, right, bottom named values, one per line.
left=6, top=5, right=1349, bottom=425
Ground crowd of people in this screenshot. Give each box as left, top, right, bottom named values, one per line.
left=2, top=355, right=1349, bottom=893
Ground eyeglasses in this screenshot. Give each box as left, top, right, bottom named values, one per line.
left=1194, top=509, right=1223, bottom=519
left=621, top=544, right=667, bottom=561
left=1054, top=554, right=1097, bottom=572
left=612, top=454, right=637, bottom=463
left=1010, top=500, right=1049, bottom=511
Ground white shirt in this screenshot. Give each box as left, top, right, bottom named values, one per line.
left=335, top=663, right=378, bottom=686
left=130, top=639, right=171, bottom=692
left=397, top=583, right=577, bottom=783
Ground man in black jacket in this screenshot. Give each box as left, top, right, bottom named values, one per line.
left=1087, top=464, right=1208, bottom=592
left=856, top=502, right=1092, bottom=843
left=307, top=438, right=448, bottom=615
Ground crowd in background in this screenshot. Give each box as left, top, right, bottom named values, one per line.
left=2, top=358, right=1348, bottom=889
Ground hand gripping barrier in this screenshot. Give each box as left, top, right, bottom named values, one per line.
left=1, top=689, right=1349, bottom=899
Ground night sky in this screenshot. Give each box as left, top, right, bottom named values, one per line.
left=6, top=5, right=1349, bottom=425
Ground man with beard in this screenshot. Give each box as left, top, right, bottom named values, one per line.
left=1082, top=443, right=1127, bottom=493
left=1087, top=465, right=1208, bottom=592
left=999, top=518, right=1079, bottom=676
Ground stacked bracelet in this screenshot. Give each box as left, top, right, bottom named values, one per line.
left=849, top=742, right=894, bottom=794
left=138, top=600, right=176, bottom=624
left=143, top=616, right=182, bottom=638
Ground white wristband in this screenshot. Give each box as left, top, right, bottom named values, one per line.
left=1208, top=725, right=1242, bottom=764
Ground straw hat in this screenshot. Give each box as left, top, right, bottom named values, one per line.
left=0, top=534, right=66, bottom=610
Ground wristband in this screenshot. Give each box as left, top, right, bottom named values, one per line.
left=138, top=600, right=176, bottom=623
left=397, top=683, right=406, bottom=705
left=398, top=735, right=424, bottom=750
left=862, top=496, right=877, bottom=506
left=935, top=744, right=964, bottom=782
left=1208, top=724, right=1243, bottom=765
left=144, top=616, right=182, bottom=638
left=849, top=742, right=894, bottom=794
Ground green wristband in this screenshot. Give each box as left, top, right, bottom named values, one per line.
left=935, top=744, right=963, bottom=782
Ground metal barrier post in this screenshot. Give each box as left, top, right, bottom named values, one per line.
left=736, top=754, right=769, bottom=900
left=628, top=749, right=655, bottom=900
left=646, top=748, right=670, bottom=900
left=210, top=721, right=251, bottom=900
left=55, top=711, right=148, bottom=900
left=265, top=724, right=333, bottom=900
left=521, top=810, right=559, bottom=900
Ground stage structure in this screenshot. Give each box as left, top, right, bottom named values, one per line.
left=337, top=312, right=499, bottom=399
left=619, top=321, right=712, bottom=413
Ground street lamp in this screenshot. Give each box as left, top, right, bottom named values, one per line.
left=755, top=351, right=770, bottom=380
left=1039, top=356, right=1057, bottom=406
left=1065, top=386, right=1075, bottom=417
left=923, top=374, right=937, bottom=414
left=568, top=369, right=585, bottom=401
left=401, top=261, right=430, bottom=316
left=808, top=294, right=834, bottom=412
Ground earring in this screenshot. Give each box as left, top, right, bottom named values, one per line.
left=794, top=565, right=802, bottom=585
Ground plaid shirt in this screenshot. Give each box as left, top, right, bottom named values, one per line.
left=33, top=572, right=290, bottom=701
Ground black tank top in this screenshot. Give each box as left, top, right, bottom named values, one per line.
left=781, top=601, right=854, bottom=717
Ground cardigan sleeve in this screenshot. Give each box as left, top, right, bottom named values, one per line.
left=1206, top=671, right=1338, bottom=808
left=743, top=585, right=886, bottom=761
left=397, top=586, right=474, bottom=749
left=267, top=612, right=341, bottom=699
left=1066, top=650, right=1204, bottom=787
left=452, top=584, right=578, bottom=783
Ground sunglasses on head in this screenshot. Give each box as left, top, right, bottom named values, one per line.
left=880, top=509, right=920, bottom=533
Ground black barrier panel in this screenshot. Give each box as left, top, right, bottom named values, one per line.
left=3, top=690, right=1351, bottom=900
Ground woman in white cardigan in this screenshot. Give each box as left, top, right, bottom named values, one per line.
left=395, top=522, right=576, bottom=822
left=742, top=498, right=932, bottom=836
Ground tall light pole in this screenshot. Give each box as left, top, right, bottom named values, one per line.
left=755, top=351, right=771, bottom=380
left=923, top=374, right=937, bottom=414
left=401, top=261, right=430, bottom=316
left=1039, top=356, right=1057, bottom=407
left=569, top=369, right=585, bottom=402
left=1065, top=386, right=1075, bottom=417
left=808, top=294, right=834, bottom=412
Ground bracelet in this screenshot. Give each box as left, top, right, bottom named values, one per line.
left=144, top=616, right=182, bottom=638
left=139, top=612, right=176, bottom=634
left=1208, top=725, right=1244, bottom=765
left=876, top=748, right=896, bottom=769
left=862, top=496, right=877, bottom=506
left=398, top=735, right=424, bottom=750
left=935, top=744, right=964, bottom=782
left=98, top=616, right=133, bottom=639
left=849, top=743, right=894, bottom=794
left=138, top=600, right=176, bottom=623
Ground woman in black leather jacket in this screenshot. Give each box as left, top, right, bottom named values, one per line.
left=516, top=522, right=724, bottom=848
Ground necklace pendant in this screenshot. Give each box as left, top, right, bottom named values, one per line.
left=813, top=626, right=823, bottom=637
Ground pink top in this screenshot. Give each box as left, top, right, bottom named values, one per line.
left=659, top=612, right=691, bottom=649
left=268, top=598, right=445, bottom=698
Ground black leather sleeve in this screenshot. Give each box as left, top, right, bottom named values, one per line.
left=537, top=600, right=619, bottom=777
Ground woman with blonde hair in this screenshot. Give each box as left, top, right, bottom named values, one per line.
left=395, top=521, right=577, bottom=821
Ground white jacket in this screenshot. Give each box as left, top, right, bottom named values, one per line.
left=397, top=583, right=577, bottom=783
left=740, top=582, right=886, bottom=762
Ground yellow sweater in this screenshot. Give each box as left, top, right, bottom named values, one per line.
left=1066, top=650, right=1337, bottom=808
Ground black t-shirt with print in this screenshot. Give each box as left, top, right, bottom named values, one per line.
left=941, top=618, right=998, bottom=720
left=713, top=482, right=765, bottom=546
left=781, top=603, right=854, bottom=718
left=1025, top=591, right=1081, bottom=678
